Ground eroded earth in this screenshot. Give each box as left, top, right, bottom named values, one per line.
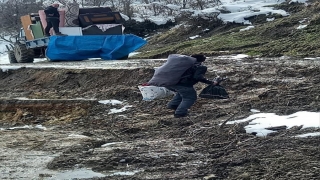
left=0, top=56, right=319, bottom=180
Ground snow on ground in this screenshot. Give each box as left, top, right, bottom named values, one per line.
left=137, top=0, right=308, bottom=26
left=227, top=111, right=320, bottom=137
left=98, top=99, right=132, bottom=114
left=99, top=100, right=123, bottom=105
left=0, top=40, right=10, bottom=53
left=0, top=53, right=9, bottom=64
left=0, top=40, right=10, bottom=64
left=4, top=125, right=47, bottom=130
left=108, top=105, right=133, bottom=114
left=296, top=132, right=320, bottom=138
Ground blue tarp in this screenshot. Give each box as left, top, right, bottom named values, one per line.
left=46, top=34, right=147, bottom=61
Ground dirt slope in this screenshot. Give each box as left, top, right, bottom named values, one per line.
left=0, top=57, right=319, bottom=179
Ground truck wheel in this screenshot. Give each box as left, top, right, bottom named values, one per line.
left=14, top=43, right=34, bottom=63
left=28, top=49, right=35, bottom=62
left=118, top=55, right=129, bottom=60
left=8, top=51, right=18, bottom=63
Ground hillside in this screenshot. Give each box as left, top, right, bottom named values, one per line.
left=134, top=1, right=320, bottom=58
left=0, top=57, right=319, bottom=179
left=1, top=1, right=320, bottom=179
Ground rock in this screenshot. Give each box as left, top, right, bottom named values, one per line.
left=183, top=141, right=193, bottom=145
left=250, top=109, right=260, bottom=113
left=203, top=174, right=217, bottom=180
left=238, top=172, right=250, bottom=180
left=39, top=173, right=52, bottom=177
left=265, top=125, right=287, bottom=131
left=289, top=125, right=303, bottom=131
left=251, top=132, right=258, bottom=136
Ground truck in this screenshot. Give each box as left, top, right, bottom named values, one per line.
left=6, top=6, right=145, bottom=63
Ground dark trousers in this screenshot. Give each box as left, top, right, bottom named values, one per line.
left=165, top=85, right=197, bottom=115
left=45, top=18, right=60, bottom=35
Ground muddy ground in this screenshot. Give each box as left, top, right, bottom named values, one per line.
left=0, top=57, right=320, bottom=180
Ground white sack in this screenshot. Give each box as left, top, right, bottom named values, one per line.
left=138, top=86, right=175, bottom=101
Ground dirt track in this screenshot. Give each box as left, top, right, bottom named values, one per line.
left=0, top=57, right=320, bottom=179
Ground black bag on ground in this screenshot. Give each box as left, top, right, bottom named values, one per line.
left=199, top=85, right=229, bottom=99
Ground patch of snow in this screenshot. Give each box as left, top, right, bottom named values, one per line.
left=296, top=132, right=320, bottom=138
left=131, top=15, right=144, bottom=23
left=267, top=17, right=275, bottom=22
left=125, top=0, right=293, bottom=26
left=68, top=134, right=90, bottom=139
left=129, top=52, right=141, bottom=57
left=289, top=0, right=308, bottom=4
left=250, top=109, right=261, bottom=113
left=0, top=37, right=11, bottom=53
left=98, top=100, right=123, bottom=105
left=48, top=168, right=105, bottom=179
left=108, top=105, right=133, bottom=114
left=216, top=2, right=289, bottom=25
left=232, top=54, right=249, bottom=59
left=120, top=13, right=130, bottom=21
left=101, top=142, right=124, bottom=147
left=0, top=65, right=22, bottom=71
left=299, top=18, right=308, bottom=23
left=189, top=35, right=201, bottom=40
left=240, top=26, right=255, bottom=31
left=297, top=24, right=308, bottom=29
left=110, top=170, right=140, bottom=176
left=148, top=16, right=174, bottom=25
left=8, top=125, right=32, bottom=130
left=166, top=4, right=181, bottom=10
left=35, top=125, right=47, bottom=130
left=227, top=111, right=320, bottom=137
left=304, top=57, right=320, bottom=60
left=6, top=125, right=47, bottom=130
left=0, top=51, right=9, bottom=59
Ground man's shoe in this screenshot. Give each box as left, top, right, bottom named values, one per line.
left=167, top=105, right=178, bottom=110
left=174, top=113, right=188, bottom=118
left=44, top=34, right=50, bottom=37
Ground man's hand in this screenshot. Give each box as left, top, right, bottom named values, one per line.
left=212, top=76, right=228, bottom=85
left=212, top=81, right=218, bottom=85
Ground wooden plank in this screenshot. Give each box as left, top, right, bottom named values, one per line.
left=21, top=15, right=34, bottom=40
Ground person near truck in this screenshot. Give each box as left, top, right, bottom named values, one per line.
left=147, top=54, right=217, bottom=118
left=44, top=3, right=65, bottom=36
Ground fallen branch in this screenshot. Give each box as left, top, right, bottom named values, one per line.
left=219, top=112, right=238, bottom=129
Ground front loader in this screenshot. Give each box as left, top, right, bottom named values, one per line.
left=6, top=28, right=49, bottom=63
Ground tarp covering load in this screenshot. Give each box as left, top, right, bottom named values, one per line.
left=148, top=54, right=196, bottom=86
left=46, top=34, right=147, bottom=61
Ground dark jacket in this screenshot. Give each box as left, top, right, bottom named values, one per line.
left=148, top=54, right=196, bottom=86
left=178, top=63, right=212, bottom=86
left=44, top=6, right=60, bottom=18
